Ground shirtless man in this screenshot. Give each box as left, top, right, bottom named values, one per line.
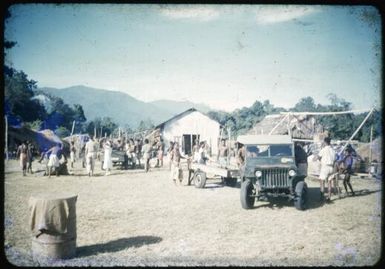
left=217, top=139, right=229, bottom=167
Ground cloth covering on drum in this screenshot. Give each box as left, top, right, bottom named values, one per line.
left=28, top=194, right=77, bottom=236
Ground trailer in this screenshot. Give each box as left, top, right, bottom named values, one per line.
left=189, top=162, right=240, bottom=188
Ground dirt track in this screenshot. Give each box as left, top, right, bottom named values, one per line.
left=4, top=158, right=382, bottom=266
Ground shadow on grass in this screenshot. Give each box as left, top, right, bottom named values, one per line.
left=76, top=236, right=162, bottom=258
left=333, top=188, right=381, bottom=200
left=252, top=187, right=328, bottom=210
left=252, top=187, right=381, bottom=210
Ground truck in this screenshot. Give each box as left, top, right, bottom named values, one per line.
left=190, top=134, right=308, bottom=210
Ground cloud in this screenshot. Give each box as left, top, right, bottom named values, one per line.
left=255, top=5, right=320, bottom=25
left=159, top=5, right=220, bottom=22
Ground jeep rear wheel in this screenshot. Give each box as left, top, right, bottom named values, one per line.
left=241, top=179, right=255, bottom=209
left=294, top=181, right=307, bottom=210
left=194, top=171, right=207, bottom=188
left=223, top=177, right=237, bottom=187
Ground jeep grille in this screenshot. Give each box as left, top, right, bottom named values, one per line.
left=260, top=168, right=290, bottom=188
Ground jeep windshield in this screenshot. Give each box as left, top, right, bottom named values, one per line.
left=246, top=144, right=293, bottom=158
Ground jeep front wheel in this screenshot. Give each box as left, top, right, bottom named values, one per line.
left=294, top=181, right=307, bottom=210
left=241, top=179, right=255, bottom=209
left=194, top=171, right=207, bottom=188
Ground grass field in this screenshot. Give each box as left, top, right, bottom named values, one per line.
left=3, top=158, right=382, bottom=266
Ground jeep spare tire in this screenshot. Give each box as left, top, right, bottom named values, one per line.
left=194, top=171, right=207, bottom=188
left=241, top=179, right=255, bottom=209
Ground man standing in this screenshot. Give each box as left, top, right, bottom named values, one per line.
left=26, top=141, right=34, bottom=174
left=340, top=148, right=355, bottom=196
left=294, top=142, right=308, bottom=179
left=169, top=142, right=185, bottom=185
left=236, top=143, right=246, bottom=169
left=85, top=135, right=97, bottom=176
left=16, top=141, right=28, bottom=176
left=318, top=137, right=336, bottom=202
left=217, top=139, right=229, bottom=167
left=134, top=139, right=142, bottom=168
left=156, top=139, right=164, bottom=168
left=70, top=141, right=76, bottom=168
left=142, top=139, right=152, bottom=172
left=45, top=143, right=62, bottom=178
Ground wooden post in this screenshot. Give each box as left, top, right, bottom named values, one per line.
left=5, top=116, right=8, bottom=161
left=269, top=114, right=289, bottom=135
left=100, top=126, right=103, bottom=139
left=369, top=125, right=373, bottom=164
left=70, top=120, right=75, bottom=136
left=94, top=127, right=96, bottom=139
left=287, top=113, right=292, bottom=137
left=227, top=127, right=231, bottom=165
left=190, top=134, right=193, bottom=155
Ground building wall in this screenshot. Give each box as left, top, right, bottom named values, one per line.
left=161, top=111, right=220, bottom=155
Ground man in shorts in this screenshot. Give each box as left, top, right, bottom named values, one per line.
left=317, top=137, right=336, bottom=202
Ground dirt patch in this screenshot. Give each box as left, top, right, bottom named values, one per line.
left=3, top=159, right=382, bottom=266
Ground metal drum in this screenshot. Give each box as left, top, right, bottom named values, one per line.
left=29, top=193, right=77, bottom=262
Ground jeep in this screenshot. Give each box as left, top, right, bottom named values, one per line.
left=238, top=135, right=307, bottom=210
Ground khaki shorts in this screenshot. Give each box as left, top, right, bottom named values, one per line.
left=319, top=165, right=334, bottom=180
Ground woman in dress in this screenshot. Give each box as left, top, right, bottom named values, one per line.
left=103, top=140, right=113, bottom=176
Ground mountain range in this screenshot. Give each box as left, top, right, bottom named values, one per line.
left=36, top=85, right=212, bottom=128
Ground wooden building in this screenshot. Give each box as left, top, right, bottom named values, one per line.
left=154, top=108, right=220, bottom=156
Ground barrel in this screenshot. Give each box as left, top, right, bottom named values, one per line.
left=29, top=193, right=77, bottom=262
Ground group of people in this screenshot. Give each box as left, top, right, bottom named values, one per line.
left=317, top=137, right=356, bottom=202
left=166, top=140, right=212, bottom=185
left=15, top=141, right=35, bottom=176
left=15, top=134, right=356, bottom=199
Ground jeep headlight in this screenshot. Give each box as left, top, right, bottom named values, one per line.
left=255, top=170, right=262, bottom=178
left=288, top=169, right=296, bottom=177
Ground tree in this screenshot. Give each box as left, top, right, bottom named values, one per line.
left=137, top=119, right=154, bottom=132
left=86, top=117, right=118, bottom=138
left=4, top=69, right=47, bottom=123
left=55, top=126, right=71, bottom=138
left=291, top=96, right=317, bottom=112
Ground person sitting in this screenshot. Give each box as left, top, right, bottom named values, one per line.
left=246, top=146, right=259, bottom=158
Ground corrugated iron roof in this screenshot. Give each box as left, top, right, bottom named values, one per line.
left=237, top=135, right=293, bottom=145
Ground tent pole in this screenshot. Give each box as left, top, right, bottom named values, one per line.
left=5, top=116, right=8, bottom=162
left=369, top=125, right=373, bottom=164
left=70, top=120, right=75, bottom=136
left=339, top=108, right=375, bottom=154
left=287, top=113, right=292, bottom=137
left=269, top=114, right=289, bottom=135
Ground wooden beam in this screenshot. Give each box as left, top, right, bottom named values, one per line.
left=269, top=114, right=289, bottom=135
left=280, top=109, right=372, bottom=116
left=338, top=108, right=375, bottom=154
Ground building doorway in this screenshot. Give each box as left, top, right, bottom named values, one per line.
left=182, top=134, right=200, bottom=155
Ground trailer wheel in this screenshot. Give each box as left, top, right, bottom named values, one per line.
left=294, top=181, right=307, bottom=210
left=194, top=171, right=207, bottom=188
left=240, top=179, right=255, bottom=209
left=223, top=177, right=237, bottom=187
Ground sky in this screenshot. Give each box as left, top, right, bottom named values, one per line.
left=4, top=4, right=382, bottom=112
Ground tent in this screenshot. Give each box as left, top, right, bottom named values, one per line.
left=7, top=126, right=69, bottom=156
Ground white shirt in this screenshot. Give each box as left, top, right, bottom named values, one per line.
left=318, top=145, right=335, bottom=166
left=85, top=140, right=97, bottom=155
